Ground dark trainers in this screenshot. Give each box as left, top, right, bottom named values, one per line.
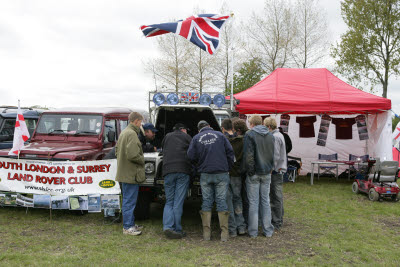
left=164, top=229, right=182, bottom=239
left=178, top=231, right=186, bottom=237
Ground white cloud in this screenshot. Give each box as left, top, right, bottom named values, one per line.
left=0, top=0, right=399, bottom=112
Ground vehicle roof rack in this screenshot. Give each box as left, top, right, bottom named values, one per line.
left=0, top=106, right=33, bottom=113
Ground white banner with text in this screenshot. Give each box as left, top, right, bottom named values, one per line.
left=0, top=158, right=120, bottom=195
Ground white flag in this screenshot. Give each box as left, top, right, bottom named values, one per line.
left=8, top=102, right=30, bottom=156
left=393, top=121, right=400, bottom=143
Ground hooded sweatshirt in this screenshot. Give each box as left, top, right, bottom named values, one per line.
left=271, top=129, right=287, bottom=173
left=187, top=127, right=234, bottom=174
left=242, top=125, right=275, bottom=176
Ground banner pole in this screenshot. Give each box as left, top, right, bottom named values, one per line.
left=17, top=99, right=21, bottom=160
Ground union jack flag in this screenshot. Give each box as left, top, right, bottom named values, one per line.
left=180, top=92, right=199, bottom=102
left=140, top=14, right=230, bottom=55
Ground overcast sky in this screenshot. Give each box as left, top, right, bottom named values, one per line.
left=1, top=0, right=399, bottom=113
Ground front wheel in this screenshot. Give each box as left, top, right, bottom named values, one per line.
left=368, top=188, right=379, bottom=201
left=352, top=182, right=359, bottom=194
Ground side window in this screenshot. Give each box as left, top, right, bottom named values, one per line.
left=103, top=120, right=116, bottom=144
left=119, top=120, right=128, bottom=132
left=0, top=119, right=15, bottom=141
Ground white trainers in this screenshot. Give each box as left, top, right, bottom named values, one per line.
left=123, top=227, right=142, bottom=236
left=134, top=225, right=144, bottom=231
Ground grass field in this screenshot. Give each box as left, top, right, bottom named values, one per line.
left=1, top=176, right=400, bottom=266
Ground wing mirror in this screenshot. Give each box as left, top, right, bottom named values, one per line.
left=107, top=131, right=116, bottom=142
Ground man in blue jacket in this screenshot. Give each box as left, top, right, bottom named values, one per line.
left=187, top=120, right=234, bottom=242
left=242, top=115, right=275, bottom=238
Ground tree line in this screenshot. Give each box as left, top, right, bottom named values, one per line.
left=145, top=0, right=400, bottom=99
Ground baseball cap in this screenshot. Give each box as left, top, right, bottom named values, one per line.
left=197, top=120, right=210, bottom=130
left=173, top=123, right=188, bottom=131
left=143, top=123, right=158, bottom=132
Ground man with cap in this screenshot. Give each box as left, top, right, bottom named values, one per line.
left=139, top=123, right=160, bottom=153
left=161, top=123, right=192, bottom=239
left=187, top=120, right=235, bottom=242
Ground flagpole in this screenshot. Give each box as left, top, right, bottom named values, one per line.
left=229, top=13, right=235, bottom=112
left=230, top=47, right=234, bottom=111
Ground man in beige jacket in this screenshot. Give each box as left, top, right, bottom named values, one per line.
left=116, top=112, right=146, bottom=236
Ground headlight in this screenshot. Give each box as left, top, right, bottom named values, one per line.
left=145, top=162, right=155, bottom=174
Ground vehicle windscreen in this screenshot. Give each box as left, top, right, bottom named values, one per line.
left=0, top=118, right=37, bottom=141
left=36, top=114, right=103, bottom=135
left=154, top=107, right=221, bottom=147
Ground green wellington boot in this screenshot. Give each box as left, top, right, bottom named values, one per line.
left=199, top=210, right=212, bottom=241
left=218, top=211, right=230, bottom=242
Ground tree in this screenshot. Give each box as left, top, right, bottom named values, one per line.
left=144, top=32, right=191, bottom=92
left=331, top=0, right=400, bottom=98
left=245, top=0, right=296, bottom=73
left=292, top=0, right=330, bottom=68
left=225, top=58, right=264, bottom=94
left=185, top=48, right=217, bottom=94
left=393, top=115, right=400, bottom=131
left=212, top=3, right=245, bottom=93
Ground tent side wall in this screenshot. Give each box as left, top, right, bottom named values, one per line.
left=367, top=111, right=392, bottom=162
left=244, top=112, right=392, bottom=176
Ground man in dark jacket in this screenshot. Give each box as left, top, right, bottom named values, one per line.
left=139, top=123, right=159, bottom=153
left=221, top=119, right=246, bottom=237
left=279, top=127, right=292, bottom=154
left=187, top=120, right=234, bottom=242
left=161, top=123, right=192, bottom=239
left=233, top=119, right=250, bottom=226
left=242, top=115, right=275, bottom=238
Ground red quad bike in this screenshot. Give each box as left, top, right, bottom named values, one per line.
left=352, top=160, right=400, bottom=201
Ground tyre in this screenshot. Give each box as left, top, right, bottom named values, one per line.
left=352, top=182, right=359, bottom=194
left=134, top=190, right=152, bottom=220
left=392, top=194, right=399, bottom=202
left=368, top=188, right=379, bottom=201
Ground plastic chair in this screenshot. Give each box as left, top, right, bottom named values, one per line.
left=318, top=153, right=338, bottom=180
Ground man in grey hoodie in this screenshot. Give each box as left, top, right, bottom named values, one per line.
left=242, top=115, right=275, bottom=238
left=264, top=117, right=287, bottom=230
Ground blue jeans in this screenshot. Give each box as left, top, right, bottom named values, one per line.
left=163, top=173, right=190, bottom=233
left=246, top=174, right=274, bottom=237
left=227, top=176, right=246, bottom=234
left=200, top=172, right=229, bottom=212
left=121, top=183, right=139, bottom=230
left=270, top=172, right=284, bottom=229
